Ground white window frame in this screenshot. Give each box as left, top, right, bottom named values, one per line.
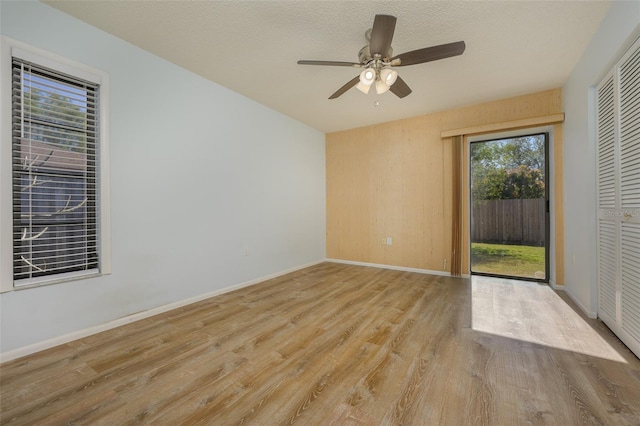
left=0, top=37, right=111, bottom=292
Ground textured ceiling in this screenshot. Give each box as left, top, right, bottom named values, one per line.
left=44, top=0, right=612, bottom=133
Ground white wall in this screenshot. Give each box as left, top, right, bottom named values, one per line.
left=0, top=2, right=326, bottom=355
left=562, top=1, right=640, bottom=316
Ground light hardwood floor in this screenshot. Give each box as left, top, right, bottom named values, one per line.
left=1, top=262, right=640, bottom=425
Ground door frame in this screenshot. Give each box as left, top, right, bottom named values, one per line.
left=468, top=131, right=550, bottom=283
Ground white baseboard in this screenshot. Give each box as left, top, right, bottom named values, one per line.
left=326, top=258, right=467, bottom=278
left=549, top=280, right=564, bottom=290
left=0, top=259, right=325, bottom=363
left=563, top=286, right=598, bottom=319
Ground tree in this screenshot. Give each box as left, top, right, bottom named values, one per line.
left=24, top=87, right=88, bottom=153
left=503, top=165, right=545, bottom=199
left=471, top=167, right=508, bottom=201
left=501, top=136, right=545, bottom=171
left=470, top=135, right=545, bottom=201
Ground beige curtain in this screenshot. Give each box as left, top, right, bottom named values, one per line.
left=450, top=135, right=463, bottom=277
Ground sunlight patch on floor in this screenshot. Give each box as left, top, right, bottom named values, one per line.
left=471, top=275, right=627, bottom=363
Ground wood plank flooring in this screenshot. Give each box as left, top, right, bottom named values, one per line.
left=2, top=262, right=640, bottom=425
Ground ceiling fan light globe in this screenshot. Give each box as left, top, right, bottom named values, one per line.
left=375, top=80, right=390, bottom=95
left=380, top=68, right=398, bottom=86
left=356, top=81, right=371, bottom=94
left=359, top=68, right=376, bottom=86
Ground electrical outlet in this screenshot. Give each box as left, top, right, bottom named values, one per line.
left=386, top=237, right=392, bottom=245
left=381, top=238, right=386, bottom=245
left=243, top=245, right=249, bottom=256
left=443, top=258, right=447, bottom=270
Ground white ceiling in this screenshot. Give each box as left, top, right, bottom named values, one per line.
left=44, top=0, right=612, bottom=133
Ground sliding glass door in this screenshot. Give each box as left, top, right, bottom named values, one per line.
left=469, top=133, right=549, bottom=282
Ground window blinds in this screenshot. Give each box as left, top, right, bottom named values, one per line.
left=12, top=58, right=99, bottom=284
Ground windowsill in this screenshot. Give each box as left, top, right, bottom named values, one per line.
left=14, top=269, right=103, bottom=290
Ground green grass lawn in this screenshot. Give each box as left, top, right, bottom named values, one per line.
left=471, top=242, right=546, bottom=279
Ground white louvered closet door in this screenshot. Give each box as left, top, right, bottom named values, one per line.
left=596, top=73, right=618, bottom=329
left=619, top=40, right=640, bottom=351
left=596, top=37, right=640, bottom=359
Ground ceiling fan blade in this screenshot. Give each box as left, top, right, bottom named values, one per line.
left=329, top=75, right=360, bottom=99
left=298, top=60, right=361, bottom=67
left=392, top=41, right=466, bottom=66
left=369, top=14, right=397, bottom=58
left=390, top=76, right=412, bottom=98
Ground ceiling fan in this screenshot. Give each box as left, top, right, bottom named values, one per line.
left=298, top=14, right=465, bottom=99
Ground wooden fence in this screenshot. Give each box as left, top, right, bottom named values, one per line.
left=471, top=198, right=545, bottom=246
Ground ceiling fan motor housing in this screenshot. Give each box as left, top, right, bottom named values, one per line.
left=359, top=45, right=393, bottom=65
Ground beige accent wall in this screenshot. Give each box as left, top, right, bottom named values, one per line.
left=326, top=88, right=564, bottom=284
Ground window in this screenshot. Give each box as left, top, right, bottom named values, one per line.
left=2, top=38, right=110, bottom=289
